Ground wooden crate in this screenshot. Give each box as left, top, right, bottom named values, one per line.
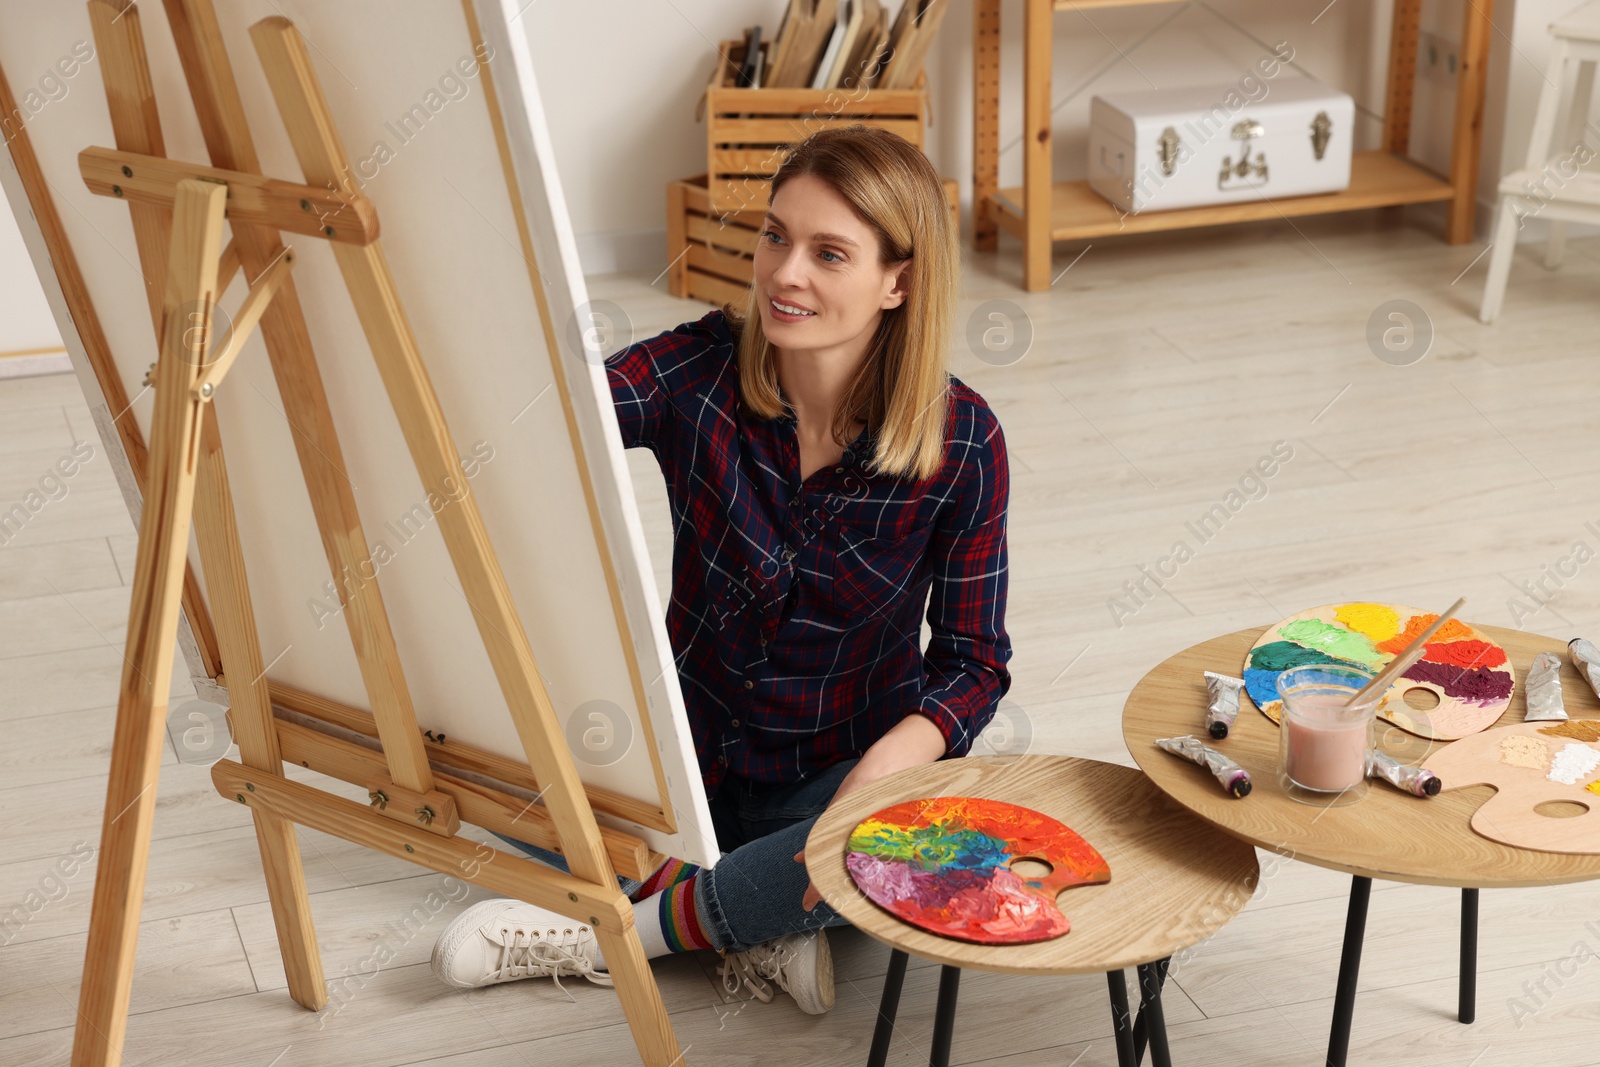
left=667, top=173, right=959, bottom=307
left=701, top=39, right=930, bottom=213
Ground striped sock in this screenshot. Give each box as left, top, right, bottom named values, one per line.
left=593, top=875, right=714, bottom=971
left=629, top=856, right=700, bottom=902
left=653, top=872, right=715, bottom=954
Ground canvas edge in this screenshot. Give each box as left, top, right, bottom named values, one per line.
left=469, top=0, right=721, bottom=869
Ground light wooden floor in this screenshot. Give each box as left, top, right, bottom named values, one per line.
left=5, top=213, right=1600, bottom=1066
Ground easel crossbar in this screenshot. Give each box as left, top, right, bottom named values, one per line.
left=270, top=705, right=663, bottom=881
left=214, top=759, right=632, bottom=926
left=78, top=145, right=380, bottom=245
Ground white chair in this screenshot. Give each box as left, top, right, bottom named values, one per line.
left=1480, top=0, right=1600, bottom=323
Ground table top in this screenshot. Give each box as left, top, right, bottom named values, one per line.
left=804, top=755, right=1259, bottom=975
left=1123, top=622, right=1600, bottom=889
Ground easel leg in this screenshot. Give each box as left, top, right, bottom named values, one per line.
left=594, top=925, right=687, bottom=1067
left=89, top=0, right=328, bottom=1013
left=71, top=180, right=228, bottom=1067
left=193, top=402, right=325, bottom=1012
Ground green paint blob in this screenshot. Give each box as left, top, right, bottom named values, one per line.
left=1248, top=640, right=1369, bottom=674
left=1276, top=618, right=1388, bottom=669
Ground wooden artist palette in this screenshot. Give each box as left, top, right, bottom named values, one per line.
left=1243, top=602, right=1515, bottom=740
left=1429, top=720, right=1600, bottom=854
left=844, top=796, right=1111, bottom=945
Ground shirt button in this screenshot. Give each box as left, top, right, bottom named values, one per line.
left=781, top=547, right=796, bottom=561
left=730, top=719, right=741, bottom=728
left=834, top=466, right=844, bottom=474
left=744, top=679, right=754, bottom=689
left=759, top=636, right=768, bottom=647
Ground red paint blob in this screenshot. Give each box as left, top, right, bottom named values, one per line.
left=1421, top=639, right=1508, bottom=669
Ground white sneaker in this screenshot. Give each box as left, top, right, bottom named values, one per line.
left=430, top=898, right=612, bottom=991
left=715, top=929, right=835, bottom=1015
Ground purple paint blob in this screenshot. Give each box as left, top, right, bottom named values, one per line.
left=846, top=851, right=993, bottom=909
left=1400, top=659, right=1515, bottom=705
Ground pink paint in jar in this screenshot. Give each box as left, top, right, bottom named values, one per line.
left=1275, top=664, right=1381, bottom=807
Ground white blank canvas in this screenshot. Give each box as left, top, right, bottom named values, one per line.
left=0, top=0, right=719, bottom=867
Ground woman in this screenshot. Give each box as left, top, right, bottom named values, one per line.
left=431, top=125, right=1011, bottom=1015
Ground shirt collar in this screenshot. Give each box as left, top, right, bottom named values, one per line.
left=775, top=383, right=874, bottom=464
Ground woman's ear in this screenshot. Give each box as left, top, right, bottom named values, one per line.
left=881, top=259, right=911, bottom=311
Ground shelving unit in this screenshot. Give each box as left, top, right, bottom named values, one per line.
left=971, top=0, right=1495, bottom=290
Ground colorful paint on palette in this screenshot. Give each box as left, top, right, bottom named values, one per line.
left=1243, top=602, right=1516, bottom=741
left=844, top=796, right=1110, bottom=945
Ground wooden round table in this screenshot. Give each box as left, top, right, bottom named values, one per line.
left=805, top=754, right=1259, bottom=1067
left=1123, top=622, right=1600, bottom=1066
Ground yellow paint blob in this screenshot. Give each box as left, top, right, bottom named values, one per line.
left=1333, top=602, right=1401, bottom=643
left=1588, top=780, right=1600, bottom=796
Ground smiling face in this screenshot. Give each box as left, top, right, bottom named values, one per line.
left=753, top=172, right=908, bottom=360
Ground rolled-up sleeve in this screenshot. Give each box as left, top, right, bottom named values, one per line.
left=912, top=405, right=1013, bottom=757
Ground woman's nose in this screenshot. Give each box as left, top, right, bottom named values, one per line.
left=770, top=245, right=807, bottom=288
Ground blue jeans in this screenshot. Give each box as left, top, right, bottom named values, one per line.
left=490, top=757, right=859, bottom=953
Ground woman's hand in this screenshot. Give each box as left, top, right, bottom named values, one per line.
left=794, top=712, right=948, bottom=912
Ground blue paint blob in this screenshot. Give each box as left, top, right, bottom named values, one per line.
left=1243, top=668, right=1284, bottom=709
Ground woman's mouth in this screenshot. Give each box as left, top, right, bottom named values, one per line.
left=769, top=296, right=816, bottom=323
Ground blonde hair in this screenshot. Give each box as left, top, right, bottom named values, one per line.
left=723, top=124, right=958, bottom=483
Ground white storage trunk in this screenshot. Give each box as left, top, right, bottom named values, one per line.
left=1087, top=75, right=1355, bottom=214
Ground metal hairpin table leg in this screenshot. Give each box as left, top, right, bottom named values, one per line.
left=1136, top=960, right=1173, bottom=1067
left=1132, top=956, right=1170, bottom=1063
left=1460, top=887, right=1479, bottom=1024
left=929, top=966, right=961, bottom=1067
left=1107, top=969, right=1138, bottom=1067
left=1326, top=875, right=1373, bottom=1067
left=866, top=948, right=910, bottom=1067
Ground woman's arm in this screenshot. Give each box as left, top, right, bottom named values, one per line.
left=906, top=401, right=1013, bottom=755
left=600, top=310, right=728, bottom=452
left=796, top=403, right=1014, bottom=909
left=604, top=339, right=669, bottom=451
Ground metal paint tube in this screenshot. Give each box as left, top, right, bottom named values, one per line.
left=1568, top=638, right=1600, bottom=702
left=1155, top=735, right=1252, bottom=797
left=1525, top=651, right=1569, bottom=722
left=1204, top=670, right=1245, bottom=739
left=1366, top=749, right=1440, bottom=797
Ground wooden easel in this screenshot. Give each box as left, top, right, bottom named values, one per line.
left=65, top=3, right=684, bottom=1065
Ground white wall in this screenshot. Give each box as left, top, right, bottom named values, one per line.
left=521, top=0, right=1579, bottom=277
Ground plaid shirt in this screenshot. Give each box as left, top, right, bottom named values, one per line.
left=605, top=309, right=1011, bottom=795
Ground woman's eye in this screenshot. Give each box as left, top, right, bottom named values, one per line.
left=760, top=228, right=782, bottom=245
left=820, top=250, right=842, bottom=263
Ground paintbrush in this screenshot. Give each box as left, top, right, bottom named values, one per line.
left=1346, top=596, right=1467, bottom=706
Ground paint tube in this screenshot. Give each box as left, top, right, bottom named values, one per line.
left=1525, top=651, right=1569, bottom=722
left=1155, top=735, right=1252, bottom=797
left=1204, top=670, right=1245, bottom=739
left=1366, top=749, right=1440, bottom=797
left=1568, top=639, right=1600, bottom=702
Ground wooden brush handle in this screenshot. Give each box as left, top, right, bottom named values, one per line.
left=1348, top=597, right=1467, bottom=705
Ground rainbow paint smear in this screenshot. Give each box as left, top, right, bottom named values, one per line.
left=1244, top=603, right=1516, bottom=727
left=844, top=796, right=1110, bottom=945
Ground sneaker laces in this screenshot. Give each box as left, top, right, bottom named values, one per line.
left=495, top=924, right=612, bottom=992
left=716, top=936, right=800, bottom=1003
